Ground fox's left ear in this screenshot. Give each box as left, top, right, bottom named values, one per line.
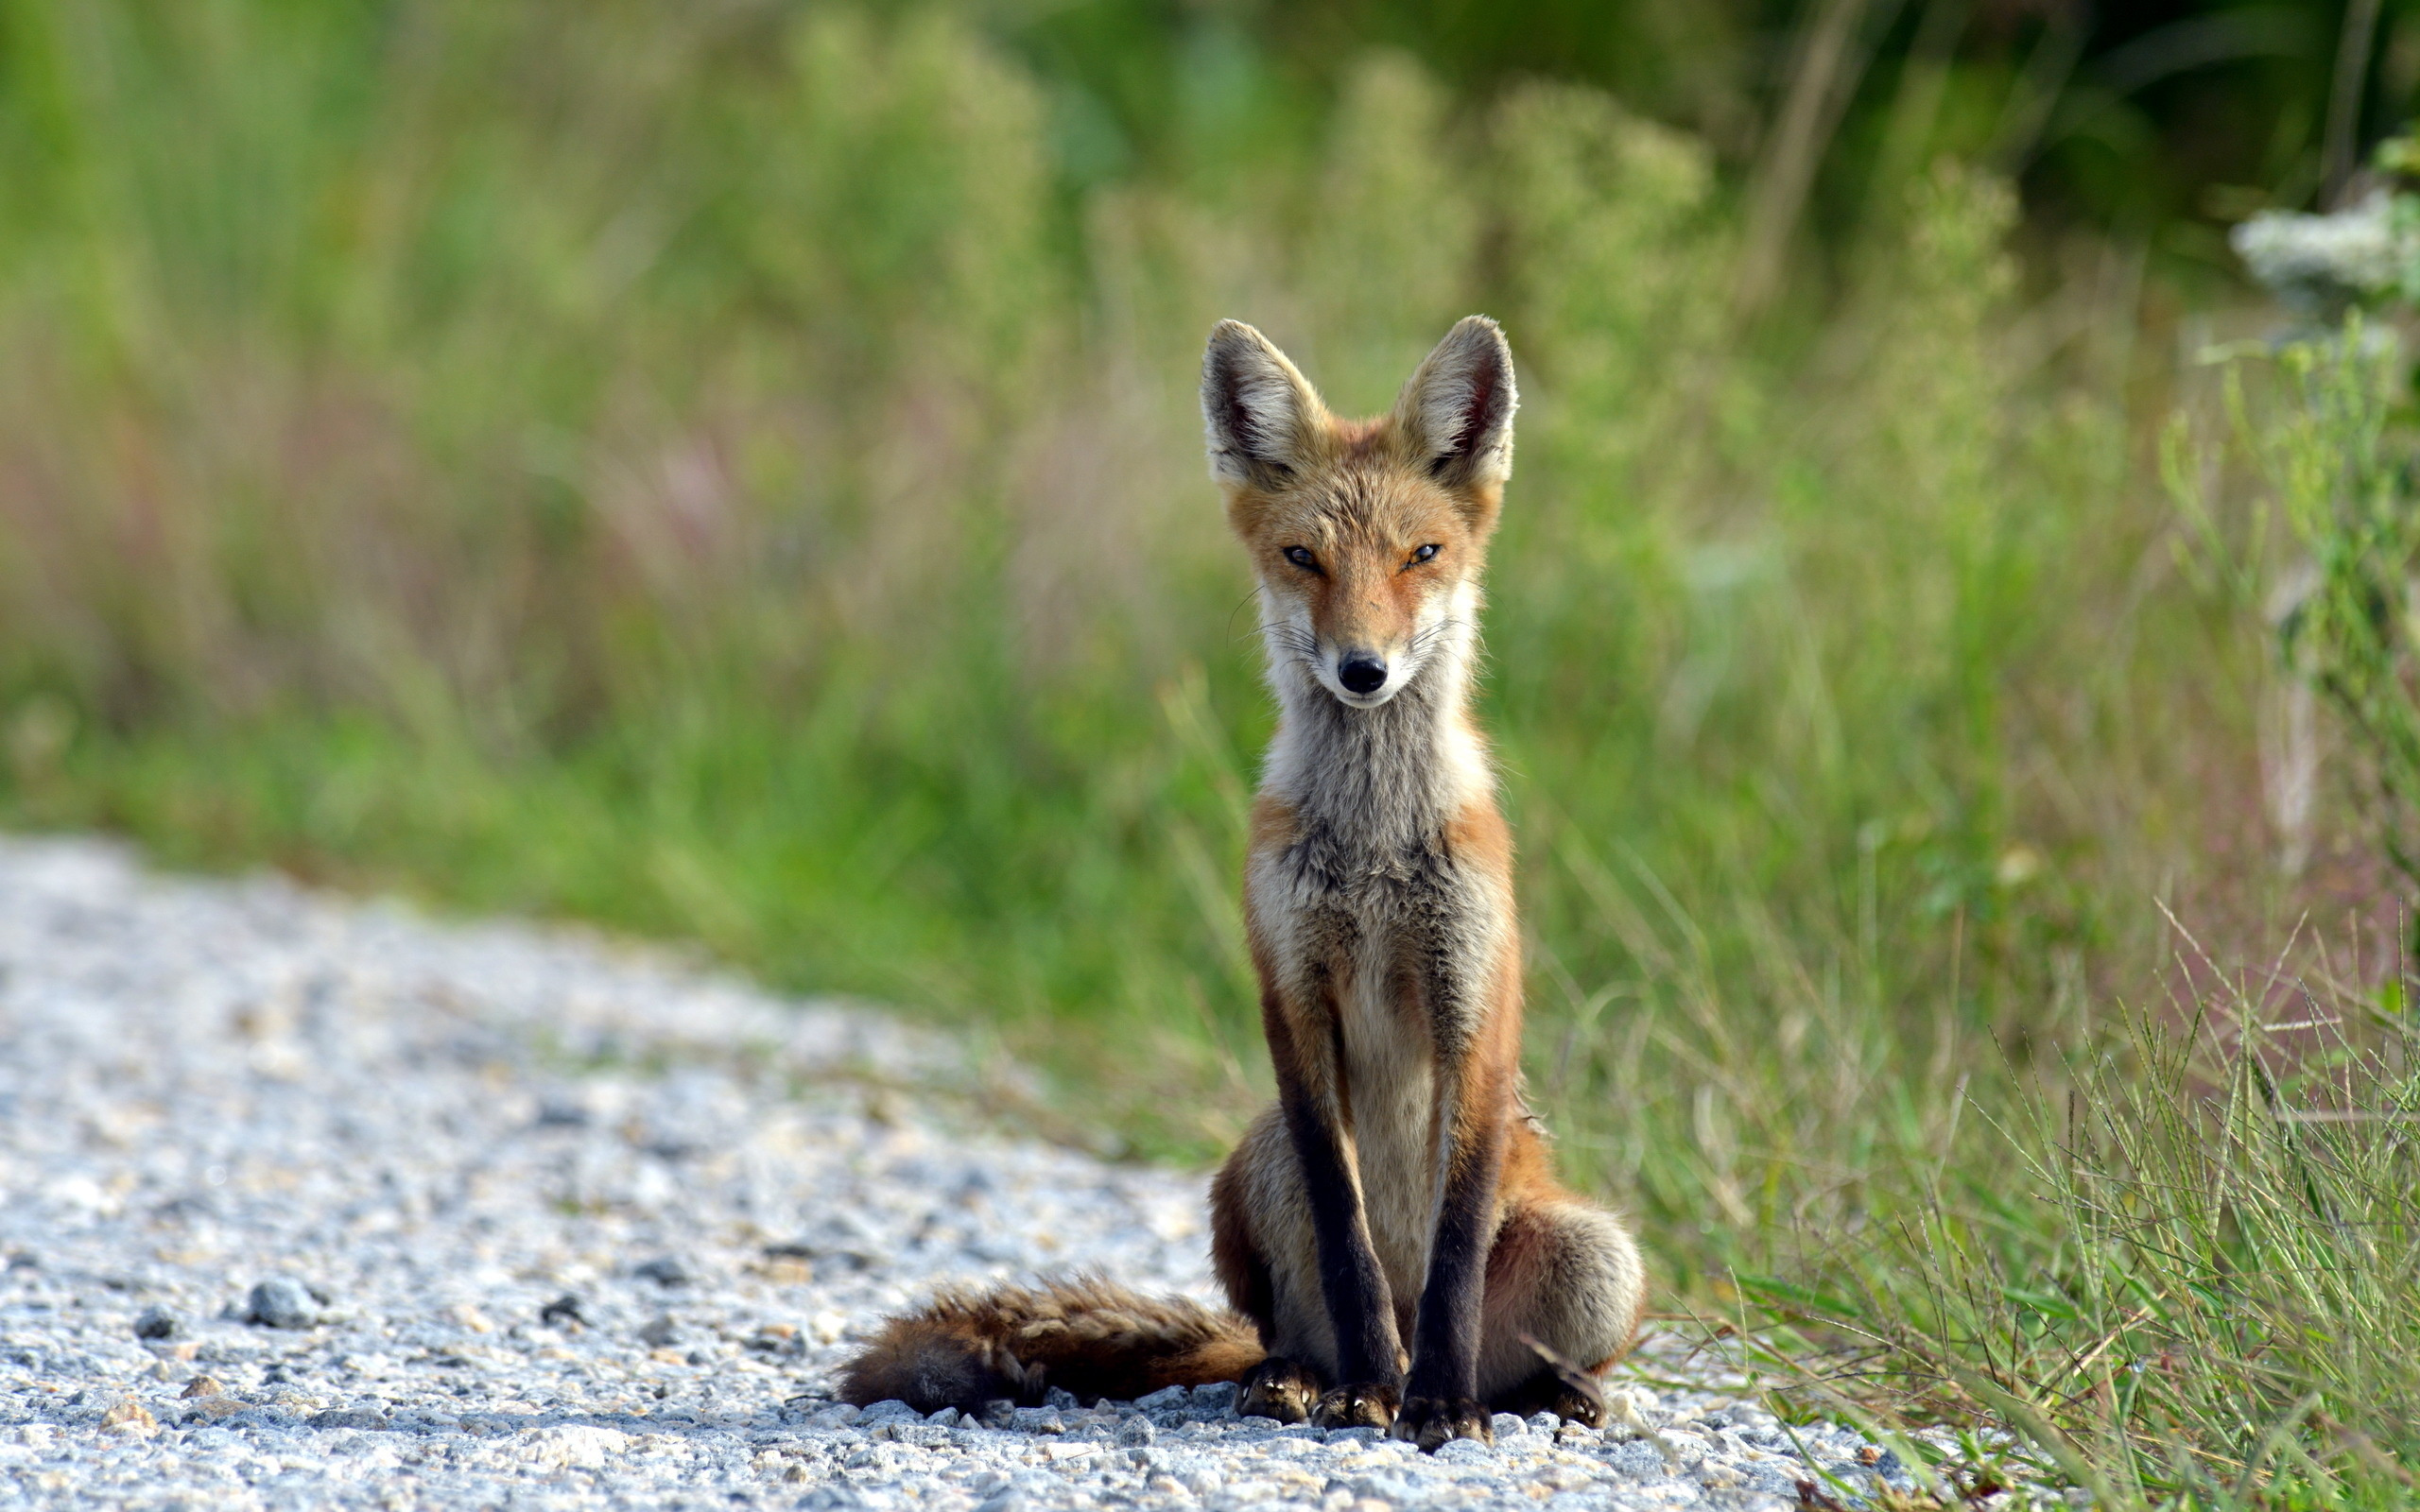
left=1394, top=316, right=1517, bottom=494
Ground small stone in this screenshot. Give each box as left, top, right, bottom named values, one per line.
left=1492, top=1412, right=1528, bottom=1438
left=1527, top=1411, right=1560, bottom=1435
left=1433, top=1435, right=1493, bottom=1463
left=1858, top=1444, right=1883, bottom=1465
left=856, top=1400, right=922, bottom=1429
left=631, top=1257, right=689, bottom=1288
left=131, top=1305, right=182, bottom=1341
left=925, top=1406, right=960, bottom=1427
left=243, top=1278, right=320, bottom=1330
left=1044, top=1385, right=1080, bottom=1411
left=974, top=1493, right=1024, bottom=1512
left=1135, top=1385, right=1190, bottom=1412
left=1698, top=1459, right=1746, bottom=1487
left=538, top=1294, right=586, bottom=1330
left=98, top=1400, right=155, bottom=1435
left=307, top=1408, right=389, bottom=1430
left=637, top=1315, right=680, bottom=1348
left=179, top=1376, right=226, bottom=1399
left=182, top=1396, right=245, bottom=1423
left=1190, top=1381, right=1238, bottom=1413
left=1008, top=1406, right=1064, bottom=1435
left=748, top=1324, right=804, bottom=1357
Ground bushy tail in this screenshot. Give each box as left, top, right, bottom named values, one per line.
left=838, top=1276, right=1265, bottom=1414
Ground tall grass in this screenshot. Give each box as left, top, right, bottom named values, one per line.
left=0, top=2, right=2404, bottom=1497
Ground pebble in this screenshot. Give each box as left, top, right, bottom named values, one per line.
left=0, top=835, right=1998, bottom=1508
left=242, top=1277, right=321, bottom=1330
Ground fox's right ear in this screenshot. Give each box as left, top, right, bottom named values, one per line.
left=1201, top=320, right=1326, bottom=489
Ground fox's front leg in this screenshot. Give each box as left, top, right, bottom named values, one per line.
left=1247, top=984, right=1406, bottom=1431
left=1394, top=1043, right=1512, bottom=1449
left=1395, top=863, right=1523, bottom=1451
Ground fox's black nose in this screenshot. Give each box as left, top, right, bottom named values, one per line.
left=1338, top=654, right=1388, bottom=696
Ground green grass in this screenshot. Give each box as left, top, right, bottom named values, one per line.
left=0, top=3, right=2412, bottom=1503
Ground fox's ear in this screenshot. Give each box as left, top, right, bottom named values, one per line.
left=1201, top=320, right=1327, bottom=489
left=1395, top=316, right=1516, bottom=492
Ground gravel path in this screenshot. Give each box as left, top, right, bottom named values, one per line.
left=0, top=835, right=1926, bottom=1510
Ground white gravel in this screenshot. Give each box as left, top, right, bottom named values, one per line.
left=0, top=834, right=1926, bottom=1510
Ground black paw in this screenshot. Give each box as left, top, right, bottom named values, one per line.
left=1238, top=1357, right=1322, bottom=1424
left=1393, top=1396, right=1492, bottom=1452
left=1540, top=1381, right=1604, bottom=1428
left=1311, top=1381, right=1400, bottom=1431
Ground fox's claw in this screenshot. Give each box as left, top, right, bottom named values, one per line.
left=1394, top=1396, right=1491, bottom=1452
left=1311, top=1382, right=1400, bottom=1431
left=1238, top=1357, right=1321, bottom=1425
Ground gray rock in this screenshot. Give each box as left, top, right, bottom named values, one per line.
left=130, top=1304, right=182, bottom=1341
left=636, top=1314, right=681, bottom=1348
left=243, top=1278, right=320, bottom=1330
left=631, top=1256, right=690, bottom=1287
left=305, top=1408, right=389, bottom=1431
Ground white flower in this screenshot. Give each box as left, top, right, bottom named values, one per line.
left=2231, top=191, right=2413, bottom=310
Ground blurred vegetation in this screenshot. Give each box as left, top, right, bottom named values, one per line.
left=3, top=0, right=2419, bottom=1501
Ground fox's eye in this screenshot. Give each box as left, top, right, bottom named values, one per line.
left=1410, top=543, right=1441, bottom=565
left=1284, top=546, right=1317, bottom=570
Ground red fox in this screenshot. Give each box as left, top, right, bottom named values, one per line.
left=840, top=318, right=1646, bottom=1450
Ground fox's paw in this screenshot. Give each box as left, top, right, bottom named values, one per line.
left=1393, top=1396, right=1491, bottom=1452
left=1495, top=1366, right=1607, bottom=1428
left=1238, top=1357, right=1321, bottom=1424
left=1540, top=1381, right=1605, bottom=1428
left=1311, top=1382, right=1400, bottom=1431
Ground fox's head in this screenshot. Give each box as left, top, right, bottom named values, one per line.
left=1201, top=316, right=1514, bottom=710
